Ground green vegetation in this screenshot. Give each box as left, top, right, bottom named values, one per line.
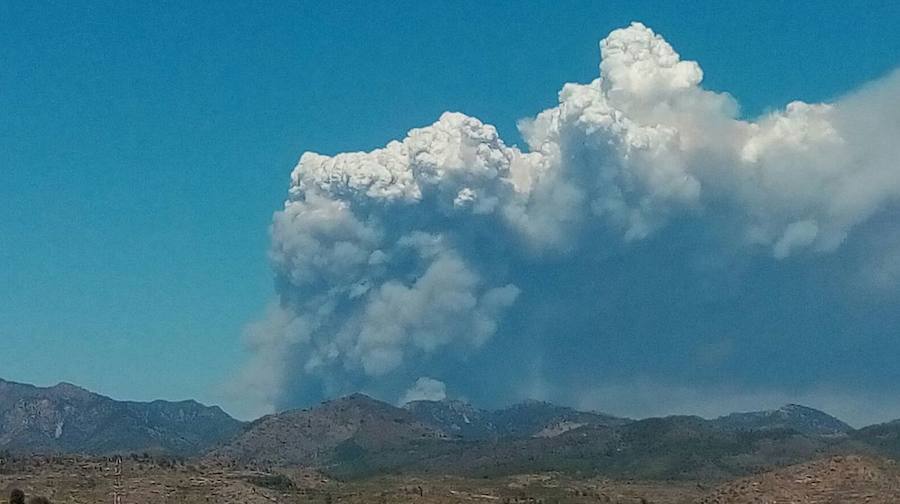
left=246, top=473, right=296, bottom=492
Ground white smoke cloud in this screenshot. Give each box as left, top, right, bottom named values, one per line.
left=400, top=377, right=447, bottom=405
left=235, top=22, right=900, bottom=418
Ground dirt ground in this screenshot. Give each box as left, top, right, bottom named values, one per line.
left=3, top=454, right=898, bottom=503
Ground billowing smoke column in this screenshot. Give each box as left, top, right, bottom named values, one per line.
left=237, top=23, right=900, bottom=419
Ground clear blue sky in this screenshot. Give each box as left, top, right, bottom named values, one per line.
left=2, top=1, right=899, bottom=417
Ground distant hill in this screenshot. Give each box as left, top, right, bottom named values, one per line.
left=404, top=398, right=630, bottom=440
left=848, top=419, right=900, bottom=459
left=712, top=404, right=852, bottom=436
left=0, top=378, right=242, bottom=456
left=396, top=415, right=838, bottom=481
left=208, top=393, right=446, bottom=469
left=489, top=399, right=631, bottom=438
left=216, top=396, right=631, bottom=478
left=212, top=395, right=856, bottom=481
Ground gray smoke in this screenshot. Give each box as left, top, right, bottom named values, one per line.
left=233, top=23, right=900, bottom=420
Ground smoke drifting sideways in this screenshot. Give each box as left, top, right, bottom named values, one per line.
left=234, top=23, right=900, bottom=422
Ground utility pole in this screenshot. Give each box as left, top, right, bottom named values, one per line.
left=113, top=456, right=123, bottom=504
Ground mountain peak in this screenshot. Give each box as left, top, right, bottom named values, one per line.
left=0, top=377, right=243, bottom=455
left=778, top=403, right=816, bottom=413
left=209, top=391, right=445, bottom=468
left=324, top=392, right=379, bottom=404
left=517, top=398, right=553, bottom=407
left=342, top=392, right=377, bottom=402
left=404, top=397, right=475, bottom=409
left=715, top=404, right=851, bottom=436
left=325, top=392, right=395, bottom=410
left=50, top=381, right=93, bottom=396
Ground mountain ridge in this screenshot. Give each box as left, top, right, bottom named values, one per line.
left=212, top=393, right=867, bottom=480
left=712, top=403, right=853, bottom=436
left=208, top=393, right=446, bottom=468
left=0, top=377, right=243, bottom=456
left=7, top=376, right=900, bottom=483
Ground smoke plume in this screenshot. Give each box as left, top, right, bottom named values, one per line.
left=235, top=23, right=900, bottom=420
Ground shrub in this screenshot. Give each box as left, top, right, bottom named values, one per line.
left=9, top=489, right=25, bottom=504
left=246, top=474, right=295, bottom=492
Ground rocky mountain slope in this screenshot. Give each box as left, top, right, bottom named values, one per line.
left=712, top=403, right=852, bottom=435
left=8, top=376, right=900, bottom=487
left=699, top=455, right=900, bottom=503
left=0, top=378, right=242, bottom=455
left=211, top=394, right=865, bottom=481
left=209, top=394, right=445, bottom=468
left=847, top=419, right=900, bottom=460
left=403, top=399, right=495, bottom=439
left=396, top=415, right=838, bottom=481
left=403, top=398, right=630, bottom=440
left=489, top=399, right=631, bottom=437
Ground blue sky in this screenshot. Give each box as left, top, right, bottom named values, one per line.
left=2, top=2, right=900, bottom=424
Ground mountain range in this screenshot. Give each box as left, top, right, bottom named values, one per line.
left=210, top=395, right=899, bottom=481
left=0, top=378, right=242, bottom=456
left=2, top=377, right=900, bottom=483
